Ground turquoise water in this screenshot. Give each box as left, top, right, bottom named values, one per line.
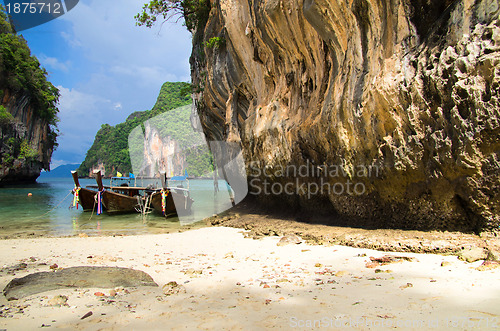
left=0, top=177, right=233, bottom=238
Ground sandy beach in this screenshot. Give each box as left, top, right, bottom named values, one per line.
left=0, top=226, right=499, bottom=330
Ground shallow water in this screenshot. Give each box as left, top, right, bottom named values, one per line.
left=0, top=177, right=233, bottom=238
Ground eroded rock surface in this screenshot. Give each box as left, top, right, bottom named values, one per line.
left=192, top=0, right=500, bottom=232
left=3, top=266, right=158, bottom=300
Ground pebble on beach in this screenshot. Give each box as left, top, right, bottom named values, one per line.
left=277, top=234, right=302, bottom=246
left=162, top=281, right=186, bottom=296
left=46, top=295, right=68, bottom=307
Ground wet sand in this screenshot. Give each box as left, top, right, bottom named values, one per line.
left=0, top=226, right=499, bottom=330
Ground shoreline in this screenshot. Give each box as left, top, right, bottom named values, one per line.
left=2, top=198, right=499, bottom=259
left=0, top=226, right=499, bottom=330
left=204, top=200, right=500, bottom=260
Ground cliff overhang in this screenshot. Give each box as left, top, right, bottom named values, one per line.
left=190, top=0, right=500, bottom=232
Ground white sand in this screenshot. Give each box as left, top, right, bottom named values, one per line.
left=0, top=227, right=499, bottom=330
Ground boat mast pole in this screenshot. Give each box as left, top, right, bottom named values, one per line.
left=71, top=171, right=80, bottom=187
left=160, top=171, right=167, bottom=189
left=93, top=170, right=104, bottom=191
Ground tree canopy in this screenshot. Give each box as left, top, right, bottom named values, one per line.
left=135, top=0, right=210, bottom=32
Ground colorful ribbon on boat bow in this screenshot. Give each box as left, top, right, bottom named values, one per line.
left=97, top=189, right=105, bottom=215
left=72, top=186, right=81, bottom=209
left=161, top=189, right=169, bottom=216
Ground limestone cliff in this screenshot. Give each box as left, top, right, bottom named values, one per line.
left=0, top=89, right=56, bottom=185
left=130, top=119, right=186, bottom=178
left=191, top=0, right=500, bottom=232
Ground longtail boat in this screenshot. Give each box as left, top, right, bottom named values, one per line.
left=71, top=171, right=100, bottom=211
left=90, top=170, right=147, bottom=214
left=150, top=171, right=194, bottom=217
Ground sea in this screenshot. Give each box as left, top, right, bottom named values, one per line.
left=0, top=177, right=234, bottom=238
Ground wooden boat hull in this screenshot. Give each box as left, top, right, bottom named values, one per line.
left=102, top=190, right=142, bottom=214
left=71, top=170, right=102, bottom=212
left=75, top=187, right=100, bottom=211
left=150, top=190, right=193, bottom=217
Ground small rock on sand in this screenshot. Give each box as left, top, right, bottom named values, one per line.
left=486, top=249, right=500, bottom=262
left=184, top=269, right=203, bottom=276
left=277, top=234, right=302, bottom=246
left=80, top=311, right=93, bottom=320
left=162, top=281, right=186, bottom=296
left=47, top=295, right=68, bottom=307
left=476, top=261, right=500, bottom=271
left=400, top=283, right=413, bottom=289
left=458, top=247, right=488, bottom=263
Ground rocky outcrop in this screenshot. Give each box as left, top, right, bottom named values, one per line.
left=0, top=89, right=55, bottom=185
left=133, top=121, right=186, bottom=178
left=88, top=162, right=107, bottom=178
left=3, top=266, right=158, bottom=300
left=191, top=0, right=500, bottom=232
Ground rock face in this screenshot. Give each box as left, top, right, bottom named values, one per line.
left=133, top=121, right=186, bottom=178
left=88, top=162, right=107, bottom=178
left=191, top=0, right=500, bottom=232
left=0, top=89, right=55, bottom=185
left=3, top=266, right=158, bottom=300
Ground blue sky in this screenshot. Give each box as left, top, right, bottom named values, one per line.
left=3, top=0, right=192, bottom=168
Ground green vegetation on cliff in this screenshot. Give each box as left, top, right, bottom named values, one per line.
left=0, top=7, right=59, bottom=175
left=0, top=8, right=59, bottom=128
left=79, top=82, right=213, bottom=177
left=135, top=0, right=210, bottom=32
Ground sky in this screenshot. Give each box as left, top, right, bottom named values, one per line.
left=3, top=0, right=193, bottom=168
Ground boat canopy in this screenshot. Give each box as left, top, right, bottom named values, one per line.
left=170, top=170, right=189, bottom=181
left=170, top=175, right=187, bottom=181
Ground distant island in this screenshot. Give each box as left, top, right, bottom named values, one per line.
left=38, top=164, right=80, bottom=178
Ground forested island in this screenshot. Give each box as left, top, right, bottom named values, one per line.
left=78, top=81, right=213, bottom=178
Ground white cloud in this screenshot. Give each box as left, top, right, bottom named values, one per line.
left=39, top=54, right=71, bottom=72
left=60, top=31, right=81, bottom=48
left=44, top=0, right=193, bottom=166
left=109, top=64, right=179, bottom=89
left=60, top=0, right=191, bottom=82
left=56, top=86, right=114, bottom=157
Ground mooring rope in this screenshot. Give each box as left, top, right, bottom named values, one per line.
left=25, top=190, right=73, bottom=221
left=88, top=196, right=97, bottom=222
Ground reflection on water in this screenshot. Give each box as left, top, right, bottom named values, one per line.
left=0, top=177, right=229, bottom=238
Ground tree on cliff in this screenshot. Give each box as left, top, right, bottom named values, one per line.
left=135, top=0, right=210, bottom=32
